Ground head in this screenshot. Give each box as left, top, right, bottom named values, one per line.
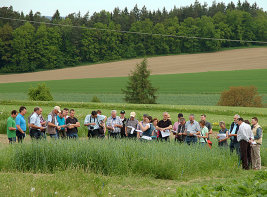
left=189, top=114, right=195, bottom=122
left=147, top=116, right=152, bottom=123
left=233, top=114, right=240, bottom=124
left=19, top=106, right=27, bottom=115
left=199, top=120, right=206, bottom=128
left=69, top=109, right=75, bottom=118
left=163, top=112, right=168, bottom=121
left=58, top=111, right=64, bottom=118
left=91, top=110, right=97, bottom=118
left=237, top=118, right=244, bottom=126
left=143, top=114, right=149, bottom=122
left=63, top=108, right=69, bottom=117
left=152, top=118, right=158, bottom=126
left=54, top=106, right=61, bottom=115
left=251, top=117, right=258, bottom=126
left=111, top=110, right=117, bottom=118
left=37, top=107, right=43, bottom=116
left=130, top=112, right=136, bottom=120
left=120, top=110, right=125, bottom=118
left=178, top=113, right=183, bottom=120
left=244, top=120, right=250, bottom=125
left=219, top=121, right=226, bottom=129
left=200, top=114, right=206, bottom=121
left=179, top=117, right=186, bottom=125
left=97, top=110, right=102, bottom=115
left=11, top=110, right=18, bottom=118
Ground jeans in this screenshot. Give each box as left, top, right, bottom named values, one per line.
left=108, top=132, right=120, bottom=139
left=30, top=129, right=42, bottom=140
left=16, top=130, right=25, bottom=143
left=50, top=133, right=59, bottom=139
left=8, top=137, right=16, bottom=144
left=88, top=129, right=100, bottom=138
left=186, top=136, right=197, bottom=145
left=67, top=133, right=78, bottom=139
left=239, top=140, right=251, bottom=170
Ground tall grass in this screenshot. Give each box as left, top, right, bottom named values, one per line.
left=0, top=139, right=239, bottom=180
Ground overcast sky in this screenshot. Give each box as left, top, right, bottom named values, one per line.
left=1, top=0, right=266, bottom=16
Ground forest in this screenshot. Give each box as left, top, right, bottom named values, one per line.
left=0, top=0, right=266, bottom=73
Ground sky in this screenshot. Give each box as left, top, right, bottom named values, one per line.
left=1, top=0, right=266, bottom=17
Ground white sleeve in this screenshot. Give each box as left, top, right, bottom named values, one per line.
left=47, top=115, right=52, bottom=123
left=84, top=115, right=90, bottom=124
left=30, top=115, right=36, bottom=124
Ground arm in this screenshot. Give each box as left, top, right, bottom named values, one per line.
left=254, top=128, right=262, bottom=140
left=16, top=125, right=25, bottom=134
left=219, top=131, right=229, bottom=142
left=139, top=122, right=150, bottom=132
left=7, top=120, right=16, bottom=131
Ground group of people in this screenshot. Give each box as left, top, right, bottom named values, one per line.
left=6, top=106, right=263, bottom=170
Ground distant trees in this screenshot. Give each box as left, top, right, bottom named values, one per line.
left=28, top=83, right=53, bottom=101
left=0, top=1, right=267, bottom=73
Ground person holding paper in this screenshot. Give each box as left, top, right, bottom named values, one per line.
left=151, top=118, right=159, bottom=140
left=156, top=112, right=172, bottom=142
left=251, top=117, right=263, bottom=170
left=197, top=120, right=209, bottom=146
left=106, top=110, right=123, bottom=139
left=125, top=112, right=138, bottom=138
left=228, top=114, right=240, bottom=155
left=217, top=121, right=229, bottom=147
left=175, top=117, right=187, bottom=143
left=137, top=114, right=151, bottom=139
left=185, top=114, right=201, bottom=145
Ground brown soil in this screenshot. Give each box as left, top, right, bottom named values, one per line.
left=0, top=48, right=266, bottom=83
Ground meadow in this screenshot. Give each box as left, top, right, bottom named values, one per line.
left=0, top=69, right=267, bottom=105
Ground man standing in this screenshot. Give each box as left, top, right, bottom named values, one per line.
left=29, top=107, right=45, bottom=140
left=125, top=112, right=138, bottom=138
left=47, top=106, right=61, bottom=139
left=120, top=110, right=127, bottom=138
left=200, top=114, right=213, bottom=135
left=156, top=112, right=172, bottom=142
left=84, top=110, right=106, bottom=138
left=57, top=111, right=67, bottom=139
left=7, top=110, right=18, bottom=144
left=106, top=110, right=123, bottom=139
left=237, top=118, right=254, bottom=170
left=185, top=114, right=201, bottom=145
left=229, top=114, right=240, bottom=155
left=175, top=117, right=187, bottom=143
left=173, top=113, right=183, bottom=136
left=16, top=106, right=27, bottom=143
left=66, top=109, right=80, bottom=139
left=251, top=117, right=263, bottom=170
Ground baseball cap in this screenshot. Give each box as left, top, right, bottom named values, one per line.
left=120, top=110, right=125, bottom=114
left=54, top=106, right=61, bottom=113
left=143, top=114, right=149, bottom=117
left=130, top=112, right=136, bottom=117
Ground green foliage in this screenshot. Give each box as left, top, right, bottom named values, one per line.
left=91, top=96, right=101, bottom=103
left=28, top=83, right=53, bottom=101
left=122, top=59, right=157, bottom=104
left=218, top=86, right=263, bottom=107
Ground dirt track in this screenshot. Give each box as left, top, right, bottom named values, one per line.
left=0, top=48, right=267, bottom=84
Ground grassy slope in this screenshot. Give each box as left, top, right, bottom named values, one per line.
left=0, top=69, right=267, bottom=105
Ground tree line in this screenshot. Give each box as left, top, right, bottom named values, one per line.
left=0, top=0, right=267, bottom=73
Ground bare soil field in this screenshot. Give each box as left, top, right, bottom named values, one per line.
left=0, top=48, right=266, bottom=83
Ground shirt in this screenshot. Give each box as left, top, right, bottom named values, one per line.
left=7, top=116, right=16, bottom=138
left=185, top=120, right=200, bottom=135
left=66, top=117, right=79, bottom=134
left=237, top=122, right=254, bottom=142
left=125, top=118, right=139, bottom=134
left=57, top=115, right=66, bottom=130
left=157, top=119, right=172, bottom=129
left=48, top=114, right=58, bottom=126
left=139, top=121, right=151, bottom=136
left=106, top=116, right=123, bottom=133
left=16, top=113, right=26, bottom=131
left=30, top=112, right=42, bottom=129
left=84, top=114, right=106, bottom=130
left=199, top=126, right=209, bottom=143
left=205, top=121, right=212, bottom=131
left=173, top=121, right=180, bottom=131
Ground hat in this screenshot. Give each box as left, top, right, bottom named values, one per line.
left=143, top=114, right=149, bottom=117
left=120, top=110, right=125, bottom=114
left=54, top=106, right=61, bottom=113
left=130, top=112, right=136, bottom=117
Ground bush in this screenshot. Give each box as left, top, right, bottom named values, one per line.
left=28, top=83, right=53, bottom=101
left=218, top=86, right=262, bottom=107
left=91, top=96, right=101, bottom=103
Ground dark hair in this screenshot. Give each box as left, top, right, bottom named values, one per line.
left=11, top=110, right=17, bottom=115
left=63, top=108, right=69, bottom=111
left=97, top=110, right=102, bottom=113
left=199, top=120, right=206, bottom=126
left=91, top=111, right=97, bottom=116
left=179, top=117, right=185, bottom=122
left=244, top=120, right=250, bottom=125
left=152, top=118, right=158, bottom=123
left=178, top=113, right=183, bottom=118
left=70, top=109, right=75, bottom=113
left=19, top=106, right=26, bottom=113
left=147, top=116, right=152, bottom=122
left=201, top=114, right=206, bottom=117
left=34, top=107, right=39, bottom=112
left=252, top=117, right=258, bottom=122
left=237, top=118, right=244, bottom=122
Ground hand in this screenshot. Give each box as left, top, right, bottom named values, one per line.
left=197, top=135, right=201, bottom=138
left=216, top=136, right=219, bottom=139
left=91, top=123, right=96, bottom=126
left=40, top=127, right=46, bottom=131
left=178, top=133, right=182, bottom=136
left=57, top=126, right=61, bottom=130
left=189, top=133, right=194, bottom=136
left=125, top=133, right=128, bottom=137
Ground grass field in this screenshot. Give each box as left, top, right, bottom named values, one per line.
left=0, top=69, right=267, bottom=105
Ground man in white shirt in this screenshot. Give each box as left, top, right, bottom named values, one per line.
left=237, top=118, right=254, bottom=170
left=29, top=107, right=45, bottom=140
left=84, top=110, right=106, bottom=138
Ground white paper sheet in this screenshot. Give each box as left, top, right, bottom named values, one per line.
left=127, top=126, right=135, bottom=134
left=141, top=136, right=152, bottom=140
left=161, top=129, right=170, bottom=138
left=136, top=130, right=143, bottom=133
left=217, top=134, right=227, bottom=140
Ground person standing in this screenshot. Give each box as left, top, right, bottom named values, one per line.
left=175, top=117, right=187, bottom=143
left=151, top=118, right=159, bottom=140
left=200, top=114, right=213, bottom=136
left=251, top=117, right=263, bottom=170
left=66, top=109, right=80, bottom=139
left=7, top=110, right=18, bottom=144
left=106, top=110, right=123, bottom=139
left=120, top=110, right=127, bottom=138
left=185, top=114, right=201, bottom=145
left=29, top=107, right=46, bottom=140
left=217, top=121, right=228, bottom=147
left=197, top=120, right=209, bottom=146
left=125, top=112, right=138, bottom=138
left=57, top=111, right=67, bottom=139
left=47, top=106, right=61, bottom=139
left=237, top=118, right=254, bottom=170
left=229, top=114, right=240, bottom=155
left=173, top=113, right=183, bottom=136
left=156, top=112, right=172, bottom=142
left=138, top=114, right=152, bottom=140
left=84, top=110, right=106, bottom=138
left=16, top=106, right=27, bottom=143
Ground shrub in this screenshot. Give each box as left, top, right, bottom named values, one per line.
left=91, top=96, right=101, bottom=103
left=28, top=83, right=53, bottom=101
left=218, top=86, right=262, bottom=107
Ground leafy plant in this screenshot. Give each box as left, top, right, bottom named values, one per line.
left=28, top=83, right=53, bottom=101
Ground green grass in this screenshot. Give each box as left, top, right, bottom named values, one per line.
left=0, top=69, right=267, bottom=105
